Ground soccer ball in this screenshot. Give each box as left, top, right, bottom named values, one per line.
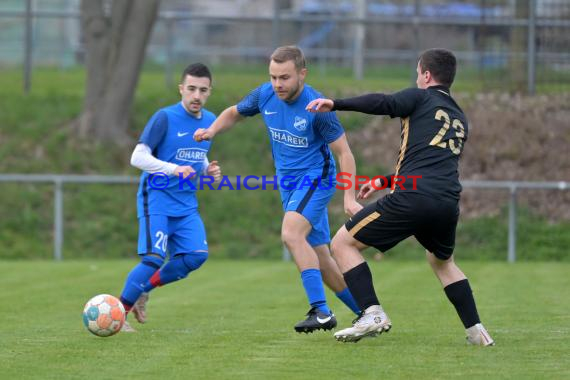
left=83, top=294, right=125, bottom=337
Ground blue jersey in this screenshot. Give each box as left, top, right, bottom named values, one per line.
left=237, top=83, right=344, bottom=180
left=136, top=102, right=215, bottom=217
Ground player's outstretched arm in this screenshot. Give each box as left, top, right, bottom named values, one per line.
left=194, top=105, right=243, bottom=142
left=308, top=94, right=400, bottom=116
left=306, top=98, right=334, bottom=113
left=331, top=89, right=423, bottom=117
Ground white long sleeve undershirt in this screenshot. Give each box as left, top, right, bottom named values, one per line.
left=130, top=143, right=209, bottom=175
left=130, top=144, right=178, bottom=175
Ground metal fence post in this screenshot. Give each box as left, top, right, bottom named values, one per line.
left=527, top=0, right=537, bottom=95
left=165, top=15, right=174, bottom=89
left=54, top=178, right=63, bottom=261
left=508, top=186, right=517, bottom=263
left=411, top=0, right=421, bottom=86
left=272, top=0, right=281, bottom=48
left=24, top=0, right=33, bottom=94
left=353, top=0, right=366, bottom=80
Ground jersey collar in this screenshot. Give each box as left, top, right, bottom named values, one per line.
left=428, top=85, right=451, bottom=96
left=179, top=102, right=203, bottom=119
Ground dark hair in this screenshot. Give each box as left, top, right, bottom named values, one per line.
left=181, top=63, right=212, bottom=84
left=270, top=45, right=306, bottom=71
left=418, top=49, right=456, bottom=88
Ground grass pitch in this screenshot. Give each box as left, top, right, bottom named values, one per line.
left=1, top=260, right=569, bottom=379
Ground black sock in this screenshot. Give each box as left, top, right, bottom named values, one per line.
left=444, top=279, right=481, bottom=328
left=343, top=262, right=380, bottom=311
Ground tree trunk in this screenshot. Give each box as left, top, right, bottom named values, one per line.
left=77, top=0, right=160, bottom=145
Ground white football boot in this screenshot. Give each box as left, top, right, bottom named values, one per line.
left=466, top=323, right=495, bottom=346
left=334, top=305, right=392, bottom=343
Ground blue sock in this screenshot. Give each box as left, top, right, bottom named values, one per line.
left=300, top=269, right=331, bottom=315
left=336, top=288, right=361, bottom=315
left=120, top=262, right=157, bottom=308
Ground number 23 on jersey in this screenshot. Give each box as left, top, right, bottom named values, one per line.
left=429, top=109, right=465, bottom=155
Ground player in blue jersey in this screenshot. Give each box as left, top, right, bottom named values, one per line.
left=118, top=63, right=222, bottom=332
left=194, top=46, right=362, bottom=333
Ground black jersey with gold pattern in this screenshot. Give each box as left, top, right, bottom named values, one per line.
left=333, top=85, right=468, bottom=200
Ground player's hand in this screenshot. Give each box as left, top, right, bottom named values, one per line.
left=174, top=165, right=196, bottom=179
left=194, top=128, right=216, bottom=142
left=358, top=179, right=380, bottom=200
left=344, top=199, right=363, bottom=217
left=206, top=160, right=222, bottom=182
left=305, top=98, right=334, bottom=113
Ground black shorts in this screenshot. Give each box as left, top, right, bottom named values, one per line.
left=345, top=192, right=459, bottom=260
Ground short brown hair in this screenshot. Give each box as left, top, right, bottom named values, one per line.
left=270, top=45, right=306, bottom=71
left=181, top=62, right=212, bottom=84
left=418, top=48, right=457, bottom=88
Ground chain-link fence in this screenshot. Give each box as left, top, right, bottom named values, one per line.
left=0, top=173, right=568, bottom=261
left=1, top=0, right=569, bottom=93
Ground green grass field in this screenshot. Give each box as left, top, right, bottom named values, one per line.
left=1, top=260, right=568, bottom=379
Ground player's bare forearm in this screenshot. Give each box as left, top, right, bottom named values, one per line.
left=339, top=152, right=358, bottom=204
left=214, top=105, right=244, bottom=132
left=329, top=135, right=362, bottom=216
left=194, top=105, right=243, bottom=141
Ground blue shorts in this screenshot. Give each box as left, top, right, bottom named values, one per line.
left=280, top=171, right=336, bottom=247
left=137, top=212, right=208, bottom=258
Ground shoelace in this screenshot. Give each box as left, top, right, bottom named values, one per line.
left=305, top=306, right=318, bottom=316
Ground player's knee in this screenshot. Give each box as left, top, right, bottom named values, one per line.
left=426, top=250, right=454, bottom=272
left=281, top=228, right=302, bottom=248
left=141, top=254, right=165, bottom=269
left=182, top=251, right=208, bottom=272
left=331, top=227, right=348, bottom=250
left=330, top=235, right=344, bottom=258
left=165, top=255, right=191, bottom=281
left=426, top=249, right=449, bottom=263
left=166, top=252, right=208, bottom=281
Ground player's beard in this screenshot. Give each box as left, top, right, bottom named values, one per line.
left=282, top=80, right=303, bottom=102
